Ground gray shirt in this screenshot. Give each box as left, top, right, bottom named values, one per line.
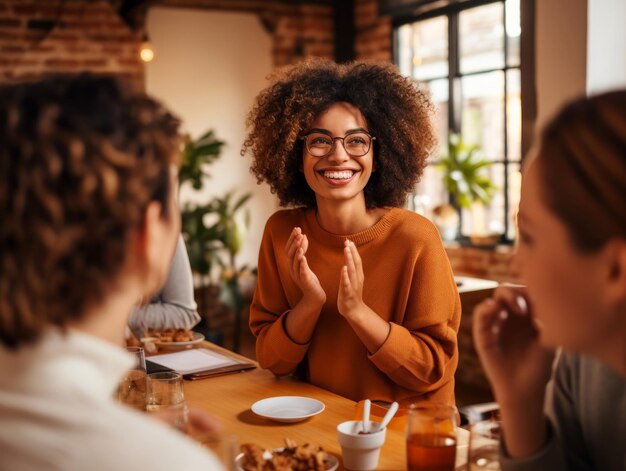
left=502, top=352, right=626, bottom=471
left=128, top=235, right=201, bottom=334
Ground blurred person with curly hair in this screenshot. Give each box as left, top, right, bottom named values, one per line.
left=0, top=75, right=224, bottom=470
left=242, top=59, right=461, bottom=406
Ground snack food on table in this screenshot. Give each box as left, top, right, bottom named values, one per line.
left=240, top=438, right=327, bottom=471
left=147, top=328, right=193, bottom=343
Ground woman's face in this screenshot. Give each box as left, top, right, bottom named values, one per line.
left=301, top=102, right=374, bottom=208
left=514, top=158, right=614, bottom=352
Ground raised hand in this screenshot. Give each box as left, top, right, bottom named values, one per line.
left=285, top=227, right=326, bottom=306
left=337, top=240, right=365, bottom=318
left=336, top=240, right=389, bottom=353
left=472, top=285, right=555, bottom=404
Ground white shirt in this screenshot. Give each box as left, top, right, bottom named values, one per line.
left=0, top=329, right=224, bottom=470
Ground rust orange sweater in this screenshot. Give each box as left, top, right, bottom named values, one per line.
left=250, top=207, right=461, bottom=406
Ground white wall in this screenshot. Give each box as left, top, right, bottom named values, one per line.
left=586, top=0, right=626, bottom=95
left=145, top=7, right=279, bottom=273
left=535, top=0, right=588, bottom=130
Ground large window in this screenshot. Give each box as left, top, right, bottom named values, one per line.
left=395, top=0, right=525, bottom=243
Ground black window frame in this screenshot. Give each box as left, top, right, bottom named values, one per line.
left=391, top=0, right=536, bottom=245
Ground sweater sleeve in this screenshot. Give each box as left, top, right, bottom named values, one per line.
left=368, top=225, right=460, bottom=395
left=501, top=353, right=588, bottom=471
left=500, top=424, right=565, bottom=471
left=249, top=217, right=310, bottom=375
left=128, top=235, right=201, bottom=333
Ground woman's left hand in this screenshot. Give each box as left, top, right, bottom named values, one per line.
left=337, top=240, right=391, bottom=352
left=337, top=240, right=366, bottom=318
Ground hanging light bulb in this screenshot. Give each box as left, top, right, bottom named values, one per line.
left=139, top=33, right=154, bottom=63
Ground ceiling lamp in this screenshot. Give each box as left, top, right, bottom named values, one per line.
left=139, top=34, right=154, bottom=63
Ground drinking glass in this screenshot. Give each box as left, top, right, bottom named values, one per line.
left=406, top=403, right=458, bottom=471
left=146, top=371, right=188, bottom=432
left=467, top=419, right=502, bottom=470
left=117, top=346, right=147, bottom=411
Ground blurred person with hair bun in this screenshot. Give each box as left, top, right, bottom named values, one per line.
left=0, top=74, right=224, bottom=470
left=473, top=90, right=626, bottom=471
left=242, top=59, right=460, bottom=406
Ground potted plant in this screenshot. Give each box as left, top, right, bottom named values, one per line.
left=434, top=133, right=498, bottom=242
left=178, top=129, right=254, bottom=349
left=178, top=129, right=225, bottom=277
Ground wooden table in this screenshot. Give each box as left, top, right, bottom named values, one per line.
left=180, top=342, right=469, bottom=470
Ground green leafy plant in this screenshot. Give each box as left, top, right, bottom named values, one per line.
left=202, top=191, right=252, bottom=277
left=179, top=131, right=252, bottom=284
left=437, top=133, right=497, bottom=209
left=181, top=191, right=252, bottom=314
left=179, top=130, right=224, bottom=190
left=178, top=129, right=255, bottom=350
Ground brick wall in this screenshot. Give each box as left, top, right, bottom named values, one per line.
left=355, top=0, right=391, bottom=62
left=0, top=0, right=334, bottom=88
left=446, top=244, right=519, bottom=283
left=272, top=3, right=333, bottom=66
left=0, top=0, right=143, bottom=89
left=0, top=0, right=389, bottom=87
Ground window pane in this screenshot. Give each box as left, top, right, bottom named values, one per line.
left=412, top=16, right=448, bottom=80
left=413, top=165, right=447, bottom=220
left=460, top=2, right=505, bottom=74
left=461, top=71, right=505, bottom=161
left=506, top=69, right=522, bottom=161
left=507, top=163, right=522, bottom=240
left=460, top=162, right=506, bottom=237
left=506, top=0, right=521, bottom=67
left=397, top=24, right=413, bottom=77
left=423, top=79, right=449, bottom=156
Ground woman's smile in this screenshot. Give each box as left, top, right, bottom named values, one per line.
left=316, top=167, right=361, bottom=185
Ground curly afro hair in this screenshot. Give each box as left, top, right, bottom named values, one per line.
left=0, top=74, right=181, bottom=349
left=241, top=58, right=436, bottom=209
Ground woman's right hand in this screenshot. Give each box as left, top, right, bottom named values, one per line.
left=473, top=286, right=557, bottom=458
left=472, top=286, right=555, bottom=405
left=285, top=227, right=326, bottom=307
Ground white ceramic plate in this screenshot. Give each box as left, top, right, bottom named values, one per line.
left=235, top=449, right=338, bottom=471
left=158, top=331, right=204, bottom=349
left=251, top=396, right=325, bottom=423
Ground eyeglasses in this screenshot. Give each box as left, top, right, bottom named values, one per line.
left=301, top=131, right=375, bottom=158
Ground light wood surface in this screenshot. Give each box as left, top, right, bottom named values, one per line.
left=180, top=342, right=468, bottom=470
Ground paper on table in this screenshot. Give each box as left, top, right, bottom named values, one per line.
left=147, top=348, right=243, bottom=375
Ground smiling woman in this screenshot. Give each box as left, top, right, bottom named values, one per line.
left=241, top=59, right=461, bottom=407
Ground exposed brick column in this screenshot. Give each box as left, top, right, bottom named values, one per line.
left=271, top=4, right=333, bottom=67
left=0, top=0, right=143, bottom=89
left=355, top=0, right=391, bottom=62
